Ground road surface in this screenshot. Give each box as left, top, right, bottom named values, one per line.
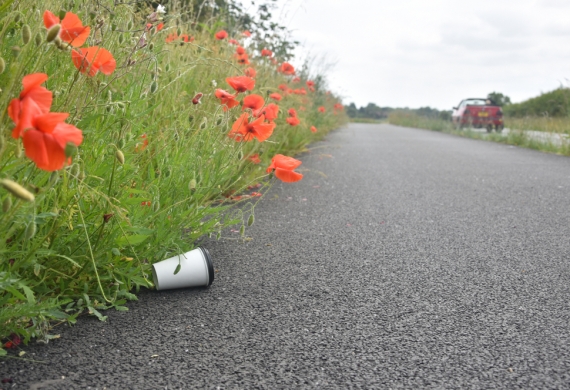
left=2, top=123, right=570, bottom=389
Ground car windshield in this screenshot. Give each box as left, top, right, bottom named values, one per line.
left=464, top=99, right=487, bottom=106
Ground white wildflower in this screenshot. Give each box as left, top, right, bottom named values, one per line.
left=157, top=4, right=166, bottom=14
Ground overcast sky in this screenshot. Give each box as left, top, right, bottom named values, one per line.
left=263, top=0, right=570, bottom=110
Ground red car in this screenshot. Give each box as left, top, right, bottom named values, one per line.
left=452, top=98, right=504, bottom=132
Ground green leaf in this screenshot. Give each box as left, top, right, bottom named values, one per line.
left=20, top=285, right=35, bottom=304
left=114, top=306, right=129, bottom=312
left=115, top=234, right=151, bottom=247
left=0, top=348, right=6, bottom=356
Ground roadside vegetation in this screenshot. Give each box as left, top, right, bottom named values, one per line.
left=0, top=0, right=347, bottom=351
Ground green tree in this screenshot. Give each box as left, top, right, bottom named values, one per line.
left=487, top=92, right=511, bottom=106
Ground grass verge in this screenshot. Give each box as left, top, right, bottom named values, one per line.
left=0, top=0, right=347, bottom=350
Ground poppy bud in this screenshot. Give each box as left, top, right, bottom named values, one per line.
left=0, top=179, right=35, bottom=202
left=238, top=150, right=243, bottom=160
left=117, top=101, right=126, bottom=109
left=69, top=163, right=80, bottom=177
left=149, top=42, right=154, bottom=50
left=89, top=10, right=97, bottom=20
left=192, top=93, right=203, bottom=105
left=127, top=21, right=133, bottom=30
left=0, top=58, right=5, bottom=74
left=46, top=24, right=61, bottom=43
left=118, top=34, right=124, bottom=44
left=11, top=46, right=20, bottom=57
left=115, top=150, right=125, bottom=165
left=150, top=80, right=158, bottom=93
left=177, top=27, right=182, bottom=35
left=239, top=225, right=245, bottom=236
left=0, top=135, right=5, bottom=157
left=25, top=222, right=37, bottom=240
left=152, top=200, right=160, bottom=212
left=216, top=232, right=221, bottom=240
left=49, top=171, right=59, bottom=186
left=189, top=179, right=197, bottom=192
left=3, top=196, right=12, bottom=212
left=34, top=32, right=42, bottom=46
left=118, top=138, right=125, bottom=148
left=165, top=63, right=170, bottom=72
left=22, top=25, right=31, bottom=44
left=64, top=142, right=78, bottom=158
left=216, top=117, right=223, bottom=126
left=13, top=12, right=21, bottom=23
left=58, top=10, right=66, bottom=20
left=78, top=170, right=86, bottom=181
left=247, top=214, right=254, bottom=226
left=200, top=118, right=207, bottom=129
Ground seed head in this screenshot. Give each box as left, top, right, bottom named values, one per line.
left=0, top=179, right=35, bottom=202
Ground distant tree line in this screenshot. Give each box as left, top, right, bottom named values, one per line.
left=503, top=88, right=570, bottom=118
left=346, top=102, right=451, bottom=121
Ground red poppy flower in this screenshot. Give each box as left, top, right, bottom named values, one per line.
left=279, top=62, right=295, bottom=75
left=229, top=113, right=275, bottom=142
left=278, top=84, right=288, bottom=91
left=286, top=116, right=300, bottom=126
left=43, top=11, right=90, bottom=47
left=266, top=154, right=303, bottom=183
left=180, top=34, right=194, bottom=43
left=242, top=94, right=265, bottom=112
left=311, top=126, right=317, bottom=133
left=244, top=67, right=256, bottom=78
left=261, top=48, right=273, bottom=57
left=228, top=39, right=238, bottom=45
left=318, top=106, right=326, bottom=113
left=269, top=93, right=282, bottom=101
left=288, top=108, right=298, bottom=117
left=135, top=134, right=148, bottom=152
left=334, top=103, right=344, bottom=110
left=192, top=92, right=203, bottom=105
left=306, top=80, right=315, bottom=88
left=236, top=46, right=246, bottom=55
left=9, top=73, right=53, bottom=139
left=299, top=88, right=307, bottom=95
left=214, top=89, right=240, bottom=109
left=226, top=76, right=255, bottom=93
left=165, top=33, right=178, bottom=43
left=292, top=77, right=301, bottom=83
left=256, top=103, right=279, bottom=122
left=247, top=153, right=261, bottom=164
left=251, top=191, right=262, bottom=197
left=235, top=53, right=250, bottom=65
left=21, top=112, right=84, bottom=171
left=243, top=30, right=252, bottom=37
left=72, top=46, right=116, bottom=77
left=157, top=23, right=164, bottom=31
left=215, top=30, right=228, bottom=40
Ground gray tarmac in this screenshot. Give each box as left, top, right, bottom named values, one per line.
left=2, top=123, right=570, bottom=389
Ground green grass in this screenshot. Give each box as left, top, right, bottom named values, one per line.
left=0, top=0, right=347, bottom=348
left=388, top=112, right=570, bottom=156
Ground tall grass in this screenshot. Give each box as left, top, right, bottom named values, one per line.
left=0, top=0, right=347, bottom=349
left=388, top=112, right=570, bottom=156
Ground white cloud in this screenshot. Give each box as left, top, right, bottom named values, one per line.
left=267, top=0, right=570, bottom=110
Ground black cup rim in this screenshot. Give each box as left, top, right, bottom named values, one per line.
left=198, top=247, right=214, bottom=286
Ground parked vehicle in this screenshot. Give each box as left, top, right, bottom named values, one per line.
left=452, top=98, right=504, bottom=132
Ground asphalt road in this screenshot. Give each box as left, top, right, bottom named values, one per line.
left=2, top=123, right=570, bottom=389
